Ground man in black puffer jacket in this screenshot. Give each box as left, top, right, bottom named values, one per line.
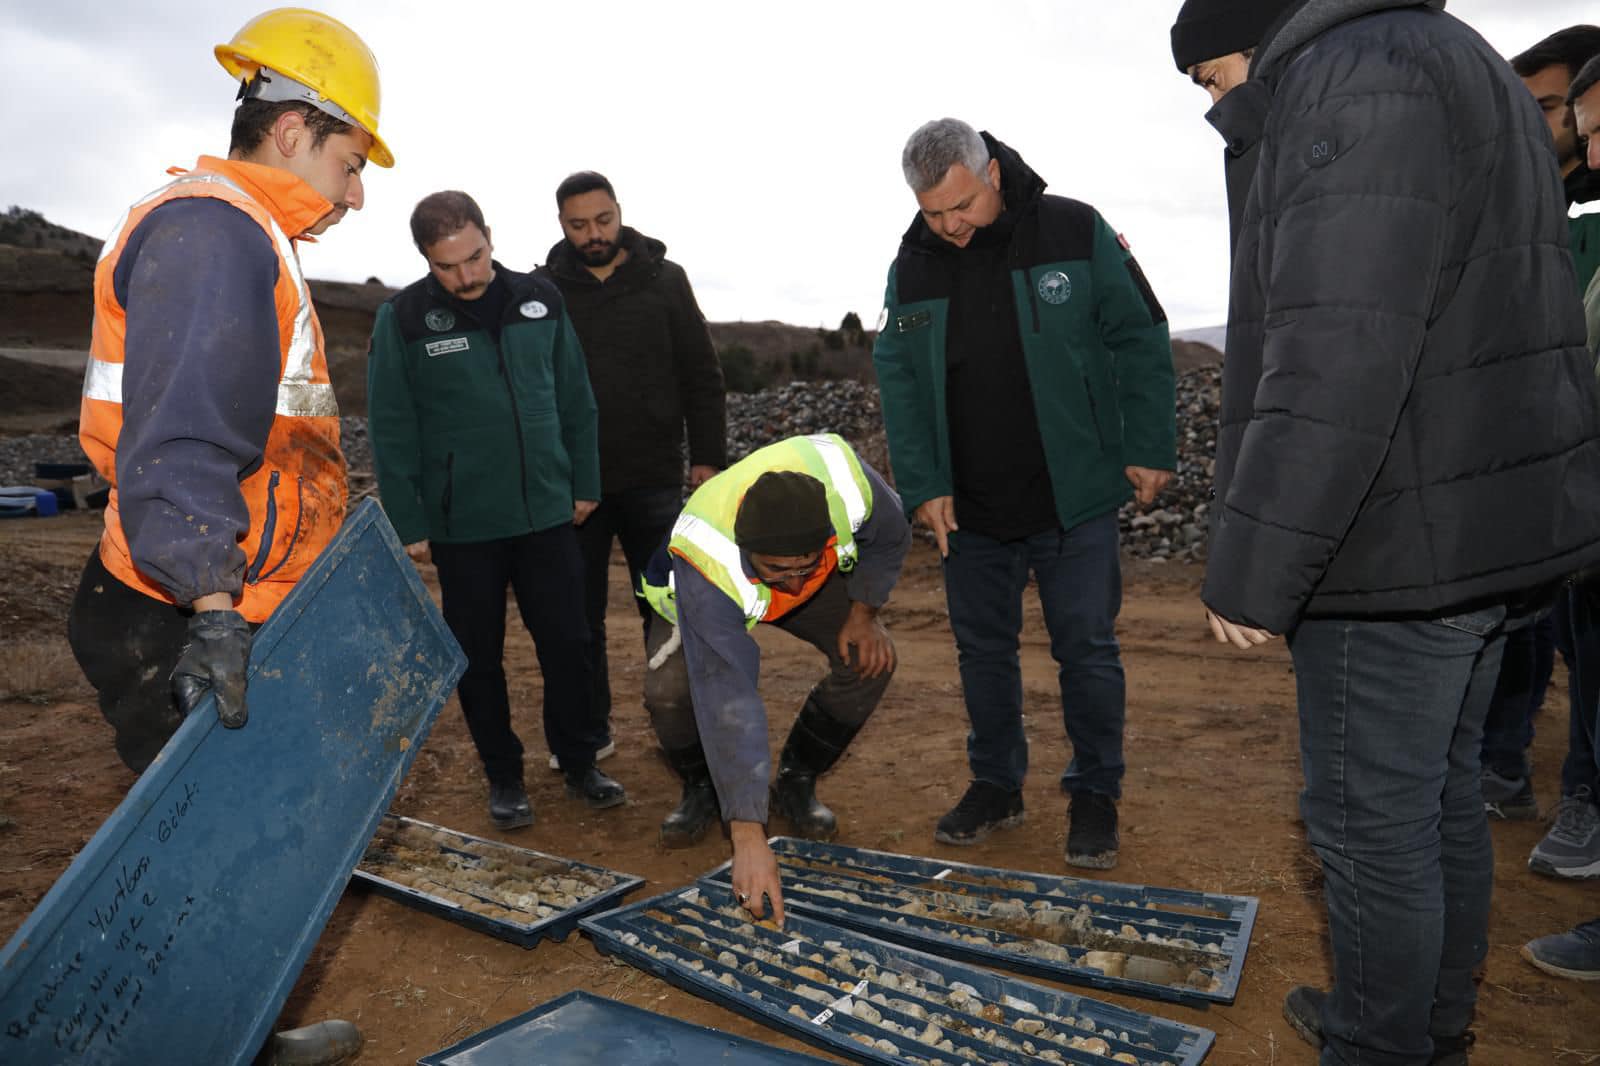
left=1172, top=1, right=1600, bottom=1062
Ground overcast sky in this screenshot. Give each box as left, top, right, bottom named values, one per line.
left=2, top=1, right=1589, bottom=333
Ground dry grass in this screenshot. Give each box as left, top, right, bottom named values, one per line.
left=0, top=639, right=86, bottom=703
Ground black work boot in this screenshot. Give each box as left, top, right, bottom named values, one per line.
left=660, top=744, right=720, bottom=848
left=565, top=765, right=627, bottom=809
left=488, top=779, right=534, bottom=829
left=770, top=701, right=864, bottom=841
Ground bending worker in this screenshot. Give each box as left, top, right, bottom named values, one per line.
left=639, top=433, right=910, bottom=923
left=65, top=9, right=389, bottom=1064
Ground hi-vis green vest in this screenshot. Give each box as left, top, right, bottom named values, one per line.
left=642, top=434, right=872, bottom=629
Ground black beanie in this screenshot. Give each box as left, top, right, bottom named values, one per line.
left=734, top=471, right=832, bottom=556
left=1170, top=0, right=1287, bottom=72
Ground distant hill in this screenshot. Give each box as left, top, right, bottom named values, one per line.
left=0, top=208, right=1217, bottom=414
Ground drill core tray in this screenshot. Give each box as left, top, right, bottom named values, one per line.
left=700, top=839, right=1257, bottom=1007
left=581, top=887, right=1214, bottom=1066
left=351, top=814, right=643, bottom=948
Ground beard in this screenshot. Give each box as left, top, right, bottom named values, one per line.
left=576, top=238, right=621, bottom=267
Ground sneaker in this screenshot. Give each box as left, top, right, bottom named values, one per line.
left=565, top=765, right=627, bottom=810
left=549, top=738, right=616, bottom=771
left=488, top=780, right=534, bottom=829
left=1529, top=788, right=1600, bottom=879
left=1065, top=791, right=1120, bottom=870
left=1482, top=766, right=1539, bottom=821
left=1521, top=918, right=1600, bottom=981
left=934, top=781, right=1024, bottom=845
left=1282, top=985, right=1325, bottom=1049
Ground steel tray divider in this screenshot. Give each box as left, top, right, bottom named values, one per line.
left=353, top=814, right=644, bottom=948
left=581, top=890, right=1216, bottom=1066
left=697, top=838, right=1258, bottom=1007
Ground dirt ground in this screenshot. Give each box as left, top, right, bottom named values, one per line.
left=2, top=512, right=1597, bottom=1065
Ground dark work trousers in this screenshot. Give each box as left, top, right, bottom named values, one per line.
left=66, top=548, right=192, bottom=773
left=642, top=573, right=892, bottom=751
left=1556, top=577, right=1600, bottom=798
left=1478, top=612, right=1555, bottom=779
left=574, top=486, right=682, bottom=728
left=430, top=525, right=603, bottom=786
left=1290, top=607, right=1507, bottom=1066
left=941, top=513, right=1126, bottom=798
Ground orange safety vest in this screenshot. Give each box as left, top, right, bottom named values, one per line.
left=80, top=156, right=347, bottom=623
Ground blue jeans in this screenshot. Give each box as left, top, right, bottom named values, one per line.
left=1290, top=609, right=1506, bottom=1065
left=941, top=513, right=1125, bottom=797
left=1478, top=612, right=1553, bottom=778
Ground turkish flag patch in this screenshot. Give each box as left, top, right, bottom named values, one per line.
left=1117, top=232, right=1132, bottom=251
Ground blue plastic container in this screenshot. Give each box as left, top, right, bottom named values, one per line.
left=352, top=814, right=644, bottom=948
left=417, top=990, right=831, bottom=1064
left=697, top=838, right=1258, bottom=1007
left=582, top=887, right=1216, bottom=1066
left=0, top=500, right=465, bottom=1065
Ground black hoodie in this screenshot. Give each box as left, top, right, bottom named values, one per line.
left=923, top=136, right=1059, bottom=541
left=538, top=227, right=726, bottom=492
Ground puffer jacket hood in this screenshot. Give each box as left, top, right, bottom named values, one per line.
left=1253, top=0, right=1445, bottom=76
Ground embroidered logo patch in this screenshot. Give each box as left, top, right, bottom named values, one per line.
left=896, top=310, right=931, bottom=333
left=520, top=300, right=549, bottom=319
left=1037, top=270, right=1072, bottom=305
left=424, top=309, right=455, bottom=332
left=424, top=337, right=469, bottom=358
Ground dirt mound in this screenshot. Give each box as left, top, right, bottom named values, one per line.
left=0, top=354, right=83, bottom=414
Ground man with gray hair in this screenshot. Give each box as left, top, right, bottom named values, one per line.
left=873, top=118, right=1175, bottom=870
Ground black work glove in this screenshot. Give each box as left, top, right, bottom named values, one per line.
left=171, top=609, right=253, bottom=728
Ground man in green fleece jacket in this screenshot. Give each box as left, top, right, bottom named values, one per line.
left=368, top=190, right=625, bottom=829
left=873, top=118, right=1175, bottom=870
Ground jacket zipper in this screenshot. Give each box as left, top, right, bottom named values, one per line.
left=1022, top=265, right=1041, bottom=333
left=245, top=470, right=281, bottom=584
left=442, top=452, right=455, bottom=539
left=256, top=475, right=304, bottom=582
left=1082, top=374, right=1107, bottom=451
left=493, top=328, right=535, bottom=528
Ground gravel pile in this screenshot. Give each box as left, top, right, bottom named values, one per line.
left=725, top=379, right=889, bottom=473
left=1117, top=365, right=1219, bottom=564
left=0, top=370, right=1223, bottom=564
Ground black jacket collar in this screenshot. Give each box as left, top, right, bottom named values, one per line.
left=900, top=132, right=1047, bottom=255
left=543, top=226, right=666, bottom=285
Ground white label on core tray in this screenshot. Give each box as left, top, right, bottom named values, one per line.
left=781, top=939, right=802, bottom=955
left=933, top=868, right=953, bottom=880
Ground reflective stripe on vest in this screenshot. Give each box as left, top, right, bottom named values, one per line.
left=807, top=433, right=867, bottom=534
left=656, top=433, right=873, bottom=628
left=673, top=512, right=766, bottom=625
left=81, top=172, right=336, bottom=419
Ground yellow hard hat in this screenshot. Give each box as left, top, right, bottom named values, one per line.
left=214, top=8, right=394, bottom=167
